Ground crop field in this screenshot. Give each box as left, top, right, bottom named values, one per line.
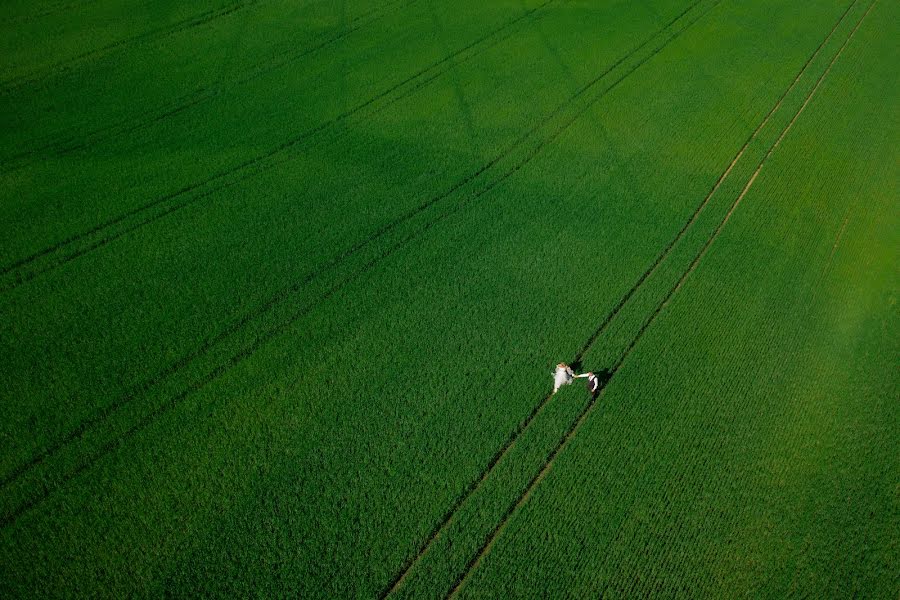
left=0, top=0, right=897, bottom=596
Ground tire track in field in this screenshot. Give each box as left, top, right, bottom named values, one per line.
left=0, top=0, right=693, bottom=494
left=382, top=0, right=861, bottom=593
left=0, top=0, right=556, bottom=292
left=827, top=210, right=852, bottom=264
left=0, top=1, right=260, bottom=94
left=0, top=0, right=561, bottom=491
left=0, top=0, right=414, bottom=174
left=0, top=0, right=711, bottom=527
left=445, top=3, right=875, bottom=594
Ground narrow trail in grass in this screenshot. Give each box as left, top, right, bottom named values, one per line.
left=0, top=0, right=416, bottom=175
left=0, top=0, right=261, bottom=93
left=380, top=0, right=862, bottom=594
left=0, top=0, right=558, bottom=291
left=0, top=0, right=709, bottom=491
left=445, top=3, right=876, bottom=594
left=828, top=211, right=852, bottom=262
left=0, top=0, right=713, bottom=529
left=571, top=0, right=859, bottom=361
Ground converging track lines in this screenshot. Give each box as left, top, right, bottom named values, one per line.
left=0, top=0, right=709, bottom=529
left=380, top=0, right=728, bottom=595
left=0, top=0, right=566, bottom=492
left=574, top=0, right=860, bottom=362
left=445, top=1, right=875, bottom=595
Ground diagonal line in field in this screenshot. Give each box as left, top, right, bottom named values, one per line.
left=0, top=0, right=702, bottom=493
left=0, top=0, right=417, bottom=175
left=828, top=212, right=852, bottom=263
left=608, top=0, right=873, bottom=376
left=0, top=0, right=713, bottom=529
left=445, top=2, right=876, bottom=595
left=0, top=1, right=261, bottom=93
left=572, top=0, right=860, bottom=361
left=379, top=1, right=732, bottom=596
left=390, top=0, right=862, bottom=591
left=0, top=0, right=557, bottom=290
left=0, top=0, right=559, bottom=491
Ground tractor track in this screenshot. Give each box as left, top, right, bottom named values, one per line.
left=379, top=0, right=815, bottom=592
left=0, top=0, right=712, bottom=527
left=827, top=210, right=852, bottom=264
left=0, top=0, right=260, bottom=94
left=0, top=0, right=557, bottom=291
left=0, top=0, right=705, bottom=492
left=445, top=2, right=874, bottom=594
left=381, top=0, right=861, bottom=592
left=0, top=0, right=414, bottom=174
left=573, top=0, right=859, bottom=360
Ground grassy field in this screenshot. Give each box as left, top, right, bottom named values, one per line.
left=1, top=0, right=897, bottom=597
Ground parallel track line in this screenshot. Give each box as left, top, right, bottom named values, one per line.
left=379, top=1, right=730, bottom=595
left=445, top=3, right=874, bottom=594
left=0, top=0, right=711, bottom=527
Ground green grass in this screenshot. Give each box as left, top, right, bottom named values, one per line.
left=0, top=0, right=896, bottom=597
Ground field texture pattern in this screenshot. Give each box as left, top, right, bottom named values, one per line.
left=0, top=0, right=897, bottom=597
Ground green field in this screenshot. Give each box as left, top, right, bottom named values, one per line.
left=1, top=0, right=897, bottom=596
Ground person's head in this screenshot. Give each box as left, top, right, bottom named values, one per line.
left=557, top=362, right=566, bottom=369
